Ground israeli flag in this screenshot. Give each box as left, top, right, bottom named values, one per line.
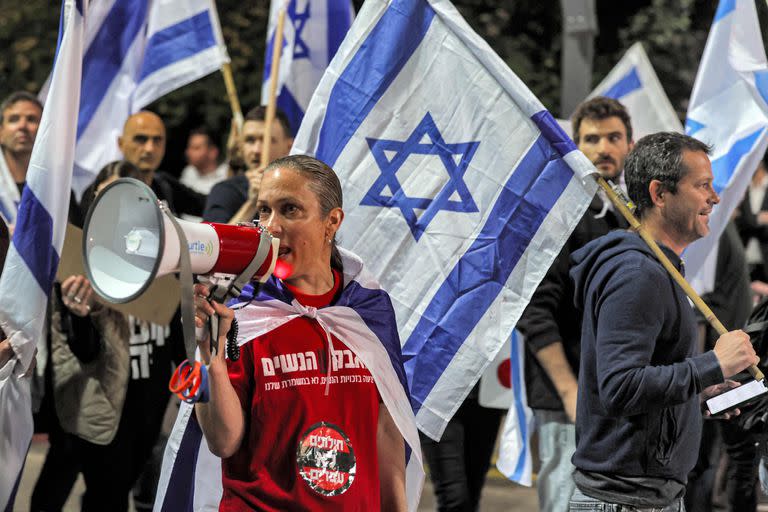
left=588, top=42, right=683, bottom=138
left=262, top=0, right=354, bottom=135
left=496, top=330, right=534, bottom=486
left=683, top=0, right=768, bottom=294
left=0, top=1, right=86, bottom=509
left=65, top=0, right=229, bottom=196
left=292, top=0, right=598, bottom=441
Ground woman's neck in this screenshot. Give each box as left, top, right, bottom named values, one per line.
left=284, top=266, right=335, bottom=295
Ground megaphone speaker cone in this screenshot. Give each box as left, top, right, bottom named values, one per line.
left=83, top=178, right=279, bottom=304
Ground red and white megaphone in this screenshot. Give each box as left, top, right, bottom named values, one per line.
left=82, top=177, right=279, bottom=303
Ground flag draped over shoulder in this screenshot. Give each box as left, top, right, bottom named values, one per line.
left=588, top=42, right=683, bottom=139
left=66, top=0, right=229, bottom=196
left=154, top=249, right=424, bottom=511
left=291, top=0, right=598, bottom=440
left=0, top=1, right=86, bottom=509
left=683, top=0, right=768, bottom=294
left=262, top=0, right=354, bottom=136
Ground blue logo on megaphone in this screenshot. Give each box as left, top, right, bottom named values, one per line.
left=188, top=240, right=213, bottom=257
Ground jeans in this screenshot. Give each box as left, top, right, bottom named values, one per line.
left=569, top=488, right=685, bottom=512
left=535, top=409, right=576, bottom=512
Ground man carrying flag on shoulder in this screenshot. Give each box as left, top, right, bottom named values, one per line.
left=516, top=96, right=632, bottom=511
left=568, top=132, right=758, bottom=511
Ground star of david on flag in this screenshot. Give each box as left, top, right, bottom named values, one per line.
left=293, top=2, right=598, bottom=495
left=362, top=112, right=479, bottom=240
left=289, top=1, right=311, bottom=59
left=262, top=0, right=354, bottom=135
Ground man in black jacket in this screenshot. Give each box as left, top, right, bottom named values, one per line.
left=116, top=111, right=200, bottom=510
left=568, top=132, right=757, bottom=510
left=118, top=110, right=205, bottom=218
left=516, top=97, right=632, bottom=511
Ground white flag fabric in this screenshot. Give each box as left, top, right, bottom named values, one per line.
left=495, top=330, right=534, bottom=486
left=588, top=42, right=683, bottom=139
left=0, top=1, right=86, bottom=509
left=292, top=0, right=597, bottom=444
left=64, top=0, right=229, bottom=196
left=262, top=0, right=354, bottom=135
left=683, top=0, right=768, bottom=294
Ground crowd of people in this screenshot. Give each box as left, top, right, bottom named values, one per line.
left=3, top=86, right=768, bottom=512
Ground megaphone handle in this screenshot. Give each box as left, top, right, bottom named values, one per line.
left=209, top=312, right=220, bottom=358
left=207, top=309, right=241, bottom=362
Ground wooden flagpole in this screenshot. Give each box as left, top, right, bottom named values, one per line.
left=221, top=62, right=244, bottom=131
left=260, top=7, right=287, bottom=168
left=597, top=177, right=763, bottom=381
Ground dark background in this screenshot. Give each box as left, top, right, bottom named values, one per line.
left=0, top=0, right=764, bottom=178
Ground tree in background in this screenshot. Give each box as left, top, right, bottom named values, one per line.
left=1, top=0, right=764, bottom=174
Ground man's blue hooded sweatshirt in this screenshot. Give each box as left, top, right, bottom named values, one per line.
left=570, top=230, right=724, bottom=483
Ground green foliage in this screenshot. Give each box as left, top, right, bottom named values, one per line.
left=0, top=0, right=59, bottom=94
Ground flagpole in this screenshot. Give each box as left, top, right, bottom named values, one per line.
left=221, top=62, right=244, bottom=131
left=597, top=176, right=764, bottom=381
left=261, top=6, right=287, bottom=168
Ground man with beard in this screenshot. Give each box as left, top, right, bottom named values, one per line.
left=516, top=97, right=633, bottom=511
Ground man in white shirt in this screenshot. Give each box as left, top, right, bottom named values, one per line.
left=179, top=127, right=228, bottom=194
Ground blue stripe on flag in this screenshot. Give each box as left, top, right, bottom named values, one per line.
left=602, top=67, right=642, bottom=100
left=685, top=118, right=705, bottom=136
left=12, top=188, right=59, bottom=294
left=403, top=134, right=574, bottom=410
left=277, top=87, right=305, bottom=137
left=509, top=330, right=529, bottom=482
left=160, top=414, right=203, bottom=512
left=714, top=0, right=736, bottom=22
left=327, top=0, right=353, bottom=62
left=139, top=11, right=216, bottom=82
left=710, top=127, right=765, bottom=193
left=754, top=70, right=768, bottom=106
left=77, top=0, right=148, bottom=138
left=531, top=110, right=578, bottom=156
left=315, top=0, right=435, bottom=167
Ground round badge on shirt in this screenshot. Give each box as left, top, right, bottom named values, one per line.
left=296, top=421, right=356, bottom=496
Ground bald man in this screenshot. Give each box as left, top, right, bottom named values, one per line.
left=118, top=111, right=205, bottom=217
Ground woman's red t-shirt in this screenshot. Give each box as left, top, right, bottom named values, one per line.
left=221, top=270, right=381, bottom=511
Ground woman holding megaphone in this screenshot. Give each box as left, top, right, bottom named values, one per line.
left=191, top=155, right=421, bottom=511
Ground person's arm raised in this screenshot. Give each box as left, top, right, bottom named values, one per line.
left=193, top=284, right=246, bottom=458
left=228, top=166, right=265, bottom=225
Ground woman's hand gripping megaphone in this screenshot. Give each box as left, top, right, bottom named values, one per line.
left=193, top=282, right=235, bottom=365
